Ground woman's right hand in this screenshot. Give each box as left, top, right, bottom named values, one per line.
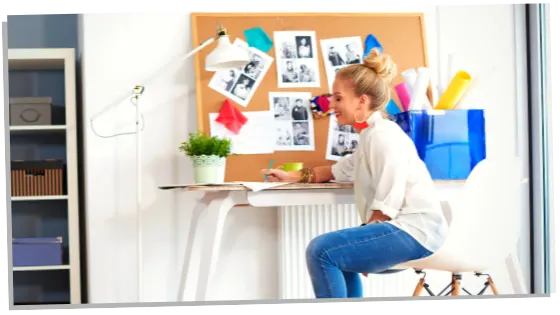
left=260, top=169, right=298, bottom=182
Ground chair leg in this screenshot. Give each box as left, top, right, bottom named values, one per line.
left=412, top=270, right=436, bottom=296
left=475, top=272, right=499, bottom=295
left=451, top=274, right=462, bottom=296
left=488, top=276, right=499, bottom=295
left=413, top=278, right=425, bottom=296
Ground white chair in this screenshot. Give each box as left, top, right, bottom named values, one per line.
left=392, top=157, right=527, bottom=296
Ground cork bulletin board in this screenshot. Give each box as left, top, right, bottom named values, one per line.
left=191, top=13, right=429, bottom=182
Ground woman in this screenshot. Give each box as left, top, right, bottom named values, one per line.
left=274, top=97, right=290, bottom=120
left=219, top=70, right=236, bottom=92
left=345, top=44, right=361, bottom=64
left=282, top=60, right=299, bottom=83
left=297, top=37, right=311, bottom=58
left=328, top=46, right=345, bottom=66
left=299, top=64, right=315, bottom=83
left=232, top=77, right=251, bottom=100
left=261, top=48, right=448, bottom=299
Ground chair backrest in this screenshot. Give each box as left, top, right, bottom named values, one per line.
left=441, top=156, right=523, bottom=267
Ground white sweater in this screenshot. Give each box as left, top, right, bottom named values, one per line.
left=331, top=111, right=448, bottom=253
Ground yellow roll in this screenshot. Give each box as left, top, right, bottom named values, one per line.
left=435, top=70, right=472, bottom=110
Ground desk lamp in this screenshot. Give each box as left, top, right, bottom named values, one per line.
left=89, top=23, right=250, bottom=302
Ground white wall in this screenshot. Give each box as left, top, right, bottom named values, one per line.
left=81, top=11, right=281, bottom=303
left=81, top=4, right=530, bottom=303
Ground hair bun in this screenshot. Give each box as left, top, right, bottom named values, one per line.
left=363, top=48, right=397, bottom=83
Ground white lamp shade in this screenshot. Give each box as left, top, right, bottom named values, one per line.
left=205, top=36, right=250, bottom=71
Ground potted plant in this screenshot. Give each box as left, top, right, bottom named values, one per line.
left=179, top=131, right=232, bottom=184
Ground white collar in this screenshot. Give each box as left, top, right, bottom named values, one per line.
left=364, top=111, right=383, bottom=129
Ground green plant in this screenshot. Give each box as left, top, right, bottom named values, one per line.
left=178, top=131, right=232, bottom=158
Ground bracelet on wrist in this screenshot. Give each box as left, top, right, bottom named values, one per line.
left=299, top=168, right=314, bottom=183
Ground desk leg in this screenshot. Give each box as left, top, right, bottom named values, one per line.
left=177, top=193, right=213, bottom=301
left=505, top=251, right=528, bottom=294
left=178, top=191, right=239, bottom=301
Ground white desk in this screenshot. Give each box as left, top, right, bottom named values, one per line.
left=158, top=181, right=524, bottom=301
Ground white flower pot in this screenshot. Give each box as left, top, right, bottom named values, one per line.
left=190, top=155, right=226, bottom=184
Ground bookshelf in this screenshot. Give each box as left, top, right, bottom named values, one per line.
left=8, top=48, right=81, bottom=305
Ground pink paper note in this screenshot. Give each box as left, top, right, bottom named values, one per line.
left=395, top=83, right=411, bottom=111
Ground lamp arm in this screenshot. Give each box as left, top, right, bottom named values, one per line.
left=88, top=35, right=217, bottom=127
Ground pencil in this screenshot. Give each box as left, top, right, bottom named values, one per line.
left=264, top=159, right=274, bottom=182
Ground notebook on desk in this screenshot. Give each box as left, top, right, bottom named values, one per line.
left=158, top=181, right=291, bottom=192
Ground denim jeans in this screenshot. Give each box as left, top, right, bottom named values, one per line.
left=305, top=222, right=433, bottom=298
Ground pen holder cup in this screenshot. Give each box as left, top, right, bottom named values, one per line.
left=389, top=109, right=486, bottom=180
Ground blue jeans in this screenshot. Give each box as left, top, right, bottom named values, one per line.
left=305, top=222, right=433, bottom=298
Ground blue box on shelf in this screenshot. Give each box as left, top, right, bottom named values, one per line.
left=389, top=109, right=486, bottom=180
left=12, top=237, right=63, bottom=267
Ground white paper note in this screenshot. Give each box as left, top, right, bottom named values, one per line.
left=232, top=181, right=291, bottom=192
left=209, top=111, right=276, bottom=155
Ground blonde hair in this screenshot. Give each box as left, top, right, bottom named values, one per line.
left=335, top=48, right=397, bottom=118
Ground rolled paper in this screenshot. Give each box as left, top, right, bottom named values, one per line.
left=401, top=68, right=417, bottom=93
left=386, top=99, right=401, bottom=115
left=394, top=83, right=411, bottom=111
left=401, top=68, right=432, bottom=110
left=435, top=70, right=472, bottom=110
left=409, top=67, right=432, bottom=110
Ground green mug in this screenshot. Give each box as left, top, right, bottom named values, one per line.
left=278, top=162, right=303, bottom=172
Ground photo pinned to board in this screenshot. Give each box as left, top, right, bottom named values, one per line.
left=274, top=31, right=321, bottom=88
left=320, top=36, right=364, bottom=93
left=208, top=38, right=274, bottom=107
left=269, top=91, right=315, bottom=151
left=326, top=114, right=359, bottom=161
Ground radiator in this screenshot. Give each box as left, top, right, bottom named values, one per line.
left=278, top=204, right=424, bottom=299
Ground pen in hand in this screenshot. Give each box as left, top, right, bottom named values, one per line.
left=264, top=159, right=274, bottom=182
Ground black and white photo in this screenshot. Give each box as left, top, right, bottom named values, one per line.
left=274, top=31, right=321, bottom=88
left=292, top=121, right=310, bottom=146
left=330, top=132, right=349, bottom=157
left=269, top=92, right=315, bottom=151
left=326, top=114, right=360, bottom=161
left=275, top=121, right=293, bottom=146
left=279, top=41, right=297, bottom=59
left=296, top=59, right=318, bottom=83
left=291, top=98, right=309, bottom=121
left=296, top=35, right=313, bottom=58
left=209, top=38, right=274, bottom=107
left=231, top=74, right=255, bottom=100
left=242, top=53, right=266, bottom=79
left=273, top=96, right=291, bottom=120
left=212, top=69, right=238, bottom=92
left=320, top=36, right=364, bottom=93
left=335, top=125, right=358, bottom=133
left=281, top=60, right=299, bottom=83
